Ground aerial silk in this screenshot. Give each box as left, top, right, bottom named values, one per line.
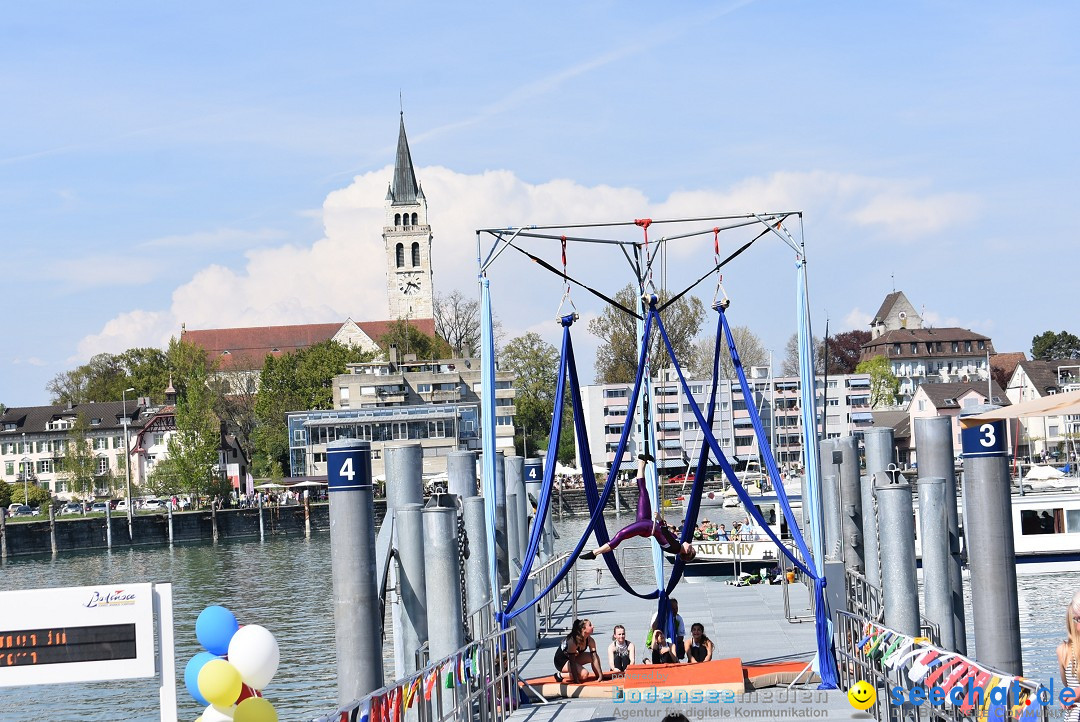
left=479, top=278, right=500, bottom=609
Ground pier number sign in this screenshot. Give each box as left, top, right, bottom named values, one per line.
left=524, top=460, right=543, bottom=482
left=0, top=584, right=156, bottom=687
left=961, top=419, right=1007, bottom=459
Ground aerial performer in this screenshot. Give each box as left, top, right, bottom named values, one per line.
left=579, top=453, right=697, bottom=562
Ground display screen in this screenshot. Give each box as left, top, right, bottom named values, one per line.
left=0, top=624, right=137, bottom=667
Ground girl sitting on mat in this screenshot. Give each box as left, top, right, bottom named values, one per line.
left=685, top=623, right=714, bottom=663
left=553, top=618, right=603, bottom=683
left=646, top=620, right=679, bottom=664
left=579, top=454, right=697, bottom=562
left=608, top=624, right=635, bottom=673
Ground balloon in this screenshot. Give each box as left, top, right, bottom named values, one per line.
left=198, top=659, right=243, bottom=707
left=201, top=703, right=235, bottom=722
left=196, top=606, right=239, bottom=656
left=227, top=625, right=280, bottom=690
left=185, top=652, right=220, bottom=706
left=234, top=697, right=277, bottom=722
left=236, top=684, right=261, bottom=704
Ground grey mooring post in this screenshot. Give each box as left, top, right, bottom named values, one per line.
left=104, top=504, right=112, bottom=550
left=257, top=493, right=265, bottom=541
left=1, top=508, right=6, bottom=560
left=491, top=450, right=510, bottom=591
left=861, top=428, right=893, bottom=590
left=326, top=439, right=383, bottom=703
left=396, top=503, right=428, bottom=677
left=837, top=436, right=863, bottom=573
left=462, top=496, right=492, bottom=618
left=49, top=505, right=57, bottom=555
left=505, top=456, right=527, bottom=562
left=875, top=470, right=920, bottom=636
left=424, top=501, right=466, bottom=662
left=448, top=451, right=478, bottom=499
left=960, top=407, right=1022, bottom=675
left=917, top=477, right=954, bottom=650
left=523, top=458, right=551, bottom=559
left=819, top=439, right=841, bottom=560
left=506, top=492, right=520, bottom=574
left=385, top=443, right=424, bottom=678
left=167, top=504, right=174, bottom=545
left=914, top=415, right=967, bottom=654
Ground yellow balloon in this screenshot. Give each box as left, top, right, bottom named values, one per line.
left=234, top=697, right=277, bottom=722
left=198, top=659, right=243, bottom=707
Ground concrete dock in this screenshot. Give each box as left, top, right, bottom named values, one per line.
left=509, top=575, right=864, bottom=720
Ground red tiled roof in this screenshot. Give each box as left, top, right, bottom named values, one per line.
left=182, top=319, right=436, bottom=371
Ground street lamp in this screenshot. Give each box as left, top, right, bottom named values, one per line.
left=21, top=456, right=30, bottom=505
left=122, top=387, right=135, bottom=539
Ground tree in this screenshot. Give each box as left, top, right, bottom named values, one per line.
left=378, top=320, right=452, bottom=361
left=252, top=340, right=375, bottom=475
left=589, top=285, right=705, bottom=384
left=499, top=333, right=560, bottom=457
left=781, top=333, right=824, bottom=376
left=166, top=365, right=221, bottom=497
left=856, top=355, right=900, bottom=408
left=0, top=480, right=11, bottom=509
left=143, top=457, right=183, bottom=498
left=435, top=290, right=480, bottom=357
left=691, top=325, right=768, bottom=379
left=45, top=342, right=202, bottom=405
left=1032, top=331, right=1080, bottom=360
left=62, top=413, right=97, bottom=499
left=822, top=330, right=871, bottom=375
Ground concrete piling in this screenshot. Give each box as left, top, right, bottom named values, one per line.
left=447, top=451, right=478, bottom=500
left=837, top=436, right=863, bottom=573
left=917, top=476, right=954, bottom=650
left=861, top=427, right=892, bottom=590
left=326, top=439, right=383, bottom=703
left=424, top=503, right=466, bottom=661
left=876, top=470, right=920, bottom=636
left=396, top=503, right=428, bottom=675
left=960, top=408, right=1022, bottom=675
left=463, top=496, right=492, bottom=618
left=914, top=415, right=967, bottom=654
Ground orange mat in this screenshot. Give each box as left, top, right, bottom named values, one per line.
left=523, top=659, right=818, bottom=700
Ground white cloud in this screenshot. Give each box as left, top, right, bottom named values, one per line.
left=140, top=227, right=288, bottom=249
left=843, top=308, right=872, bottom=330
left=75, top=166, right=978, bottom=361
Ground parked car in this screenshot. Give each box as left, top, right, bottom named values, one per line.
left=143, top=499, right=167, bottom=511
left=91, top=502, right=110, bottom=514
left=115, top=499, right=129, bottom=512
left=59, top=503, right=83, bottom=516
left=11, top=505, right=34, bottom=517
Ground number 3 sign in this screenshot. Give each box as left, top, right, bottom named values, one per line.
left=960, top=419, right=1007, bottom=458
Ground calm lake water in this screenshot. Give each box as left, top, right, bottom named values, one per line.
left=0, top=509, right=1075, bottom=720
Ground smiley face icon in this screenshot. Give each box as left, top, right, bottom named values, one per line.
left=847, top=680, right=876, bottom=711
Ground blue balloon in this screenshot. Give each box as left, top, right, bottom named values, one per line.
left=184, top=651, right=219, bottom=705
left=196, top=605, right=239, bottom=655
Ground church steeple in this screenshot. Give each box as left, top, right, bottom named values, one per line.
left=390, top=113, right=419, bottom=205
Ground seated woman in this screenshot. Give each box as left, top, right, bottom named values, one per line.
left=579, top=454, right=697, bottom=562
left=607, top=624, right=636, bottom=673
left=554, top=618, right=602, bottom=683
left=684, top=623, right=714, bottom=663
left=646, top=620, right=679, bottom=664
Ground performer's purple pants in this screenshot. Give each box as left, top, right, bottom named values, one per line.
left=608, top=477, right=680, bottom=553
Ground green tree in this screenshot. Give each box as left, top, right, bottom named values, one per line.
left=378, top=320, right=452, bottom=360
left=11, top=483, right=51, bottom=508
left=589, top=285, right=705, bottom=384
left=856, top=355, right=900, bottom=408
left=167, top=366, right=220, bottom=497
left=499, top=333, right=560, bottom=457
left=62, top=414, right=97, bottom=500
left=252, top=341, right=375, bottom=475
left=143, top=457, right=183, bottom=498
left=0, top=480, right=11, bottom=509
left=45, top=341, right=205, bottom=405
left=1031, top=331, right=1080, bottom=360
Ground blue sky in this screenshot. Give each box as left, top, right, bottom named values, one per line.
left=2, top=1, right=1077, bottom=406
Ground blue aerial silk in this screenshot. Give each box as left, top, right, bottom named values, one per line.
left=479, top=278, right=500, bottom=608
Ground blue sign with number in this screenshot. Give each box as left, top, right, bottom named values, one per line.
left=326, top=441, right=372, bottom=492
left=524, top=460, right=543, bottom=483
left=961, top=420, right=1007, bottom=458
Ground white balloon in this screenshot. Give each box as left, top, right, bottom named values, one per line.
left=202, top=703, right=235, bottom=722
left=227, top=624, right=280, bottom=690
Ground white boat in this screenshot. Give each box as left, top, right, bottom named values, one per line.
left=670, top=494, right=799, bottom=576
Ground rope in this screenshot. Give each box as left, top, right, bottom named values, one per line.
left=636, top=218, right=656, bottom=295
left=555, top=235, right=578, bottom=319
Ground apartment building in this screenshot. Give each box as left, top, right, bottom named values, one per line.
left=286, top=355, right=516, bottom=478
left=1006, top=359, right=1080, bottom=461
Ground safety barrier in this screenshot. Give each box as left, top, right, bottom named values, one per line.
left=834, top=611, right=1048, bottom=722
left=529, top=553, right=577, bottom=638
left=312, top=625, right=520, bottom=722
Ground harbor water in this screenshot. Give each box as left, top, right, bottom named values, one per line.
left=0, top=510, right=1075, bottom=720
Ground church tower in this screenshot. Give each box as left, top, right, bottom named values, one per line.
left=383, top=113, right=435, bottom=321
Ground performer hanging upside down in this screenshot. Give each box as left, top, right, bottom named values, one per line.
left=579, top=453, right=697, bottom=562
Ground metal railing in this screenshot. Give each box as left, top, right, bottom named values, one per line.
left=529, top=553, right=577, bottom=638
left=313, top=625, right=520, bottom=722
left=834, top=611, right=1046, bottom=722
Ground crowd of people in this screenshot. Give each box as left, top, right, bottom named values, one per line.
left=553, top=600, right=716, bottom=682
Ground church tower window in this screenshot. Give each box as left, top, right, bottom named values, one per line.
left=396, top=243, right=405, bottom=268
left=411, top=212, right=418, bottom=225
left=411, top=242, right=420, bottom=267
left=394, top=213, right=401, bottom=226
